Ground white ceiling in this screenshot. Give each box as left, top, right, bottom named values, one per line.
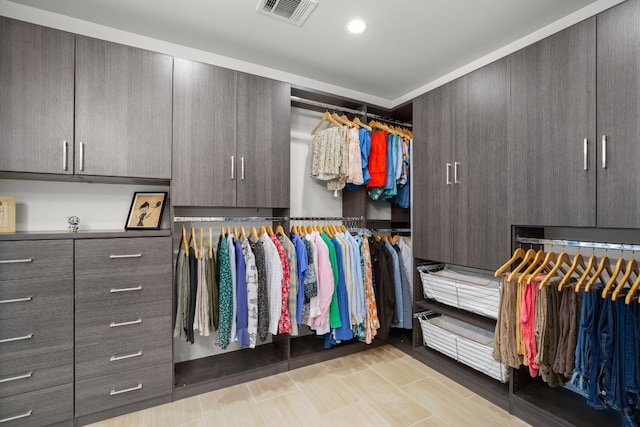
left=1, top=0, right=624, bottom=107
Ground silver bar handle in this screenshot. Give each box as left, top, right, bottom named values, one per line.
left=110, top=351, right=143, bottom=362
left=0, top=297, right=33, bottom=304
left=454, top=161, right=460, bottom=184
left=110, top=319, right=142, bottom=328
left=446, top=163, right=452, bottom=185
left=110, top=383, right=143, bottom=396
left=0, top=258, right=33, bottom=264
left=110, top=286, right=143, bottom=293
left=0, top=410, right=33, bottom=424
left=62, top=141, right=68, bottom=171
left=0, top=372, right=33, bottom=384
left=583, top=138, right=588, bottom=171
left=109, top=254, right=142, bottom=259
left=231, top=156, right=235, bottom=180
left=240, top=157, right=245, bottom=181
left=79, top=141, right=85, bottom=171
left=0, top=333, right=33, bottom=344
left=602, top=135, right=607, bottom=169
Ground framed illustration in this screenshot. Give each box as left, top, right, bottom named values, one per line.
left=0, top=196, right=16, bottom=233
left=125, top=192, right=167, bottom=230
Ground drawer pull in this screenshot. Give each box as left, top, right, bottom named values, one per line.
left=110, top=319, right=142, bottom=328
left=110, top=383, right=143, bottom=396
left=109, top=254, right=143, bottom=259
left=0, top=371, right=33, bottom=384
left=110, top=350, right=143, bottom=362
left=110, top=286, right=143, bottom=293
left=0, top=258, right=33, bottom=264
left=0, top=297, right=33, bottom=304
left=0, top=410, right=33, bottom=424
left=0, top=333, right=33, bottom=344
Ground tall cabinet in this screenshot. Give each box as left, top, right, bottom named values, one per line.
left=172, top=58, right=290, bottom=207
left=413, top=58, right=510, bottom=271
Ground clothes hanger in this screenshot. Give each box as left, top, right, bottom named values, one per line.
left=558, top=253, right=587, bottom=290
left=208, top=226, right=213, bottom=259
left=506, top=248, right=537, bottom=282
left=353, top=117, right=372, bottom=131
left=311, top=111, right=342, bottom=135
left=611, top=259, right=638, bottom=300
left=190, top=226, right=198, bottom=258
left=585, top=256, right=612, bottom=291
left=240, top=226, right=247, bottom=241
left=517, top=250, right=546, bottom=285
left=494, top=247, right=526, bottom=277
left=539, top=251, right=571, bottom=288
left=220, top=226, right=225, bottom=239
left=258, top=226, right=267, bottom=236
left=625, top=265, right=640, bottom=304
left=574, top=255, right=598, bottom=292
left=601, top=257, right=627, bottom=298
left=526, top=251, right=558, bottom=287
left=233, top=226, right=238, bottom=237
left=266, top=225, right=275, bottom=236
left=182, top=225, right=189, bottom=256
left=249, top=226, right=259, bottom=241
left=275, top=224, right=286, bottom=236
left=199, top=227, right=204, bottom=259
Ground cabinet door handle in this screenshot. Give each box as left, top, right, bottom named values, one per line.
left=110, top=350, right=143, bottom=362
left=0, top=410, right=33, bottom=424
left=454, top=162, right=460, bottom=184
left=110, top=286, right=143, bottom=293
left=0, top=371, right=33, bottom=384
left=0, top=258, right=33, bottom=264
left=602, top=135, right=607, bottom=169
left=0, top=297, right=32, bottom=305
left=446, top=163, right=452, bottom=185
left=230, top=156, right=235, bottom=180
left=79, top=141, right=85, bottom=171
left=240, top=157, right=245, bottom=181
left=110, top=319, right=142, bottom=328
left=62, top=141, right=68, bottom=171
left=110, top=383, right=143, bottom=396
left=109, top=254, right=142, bottom=259
left=583, top=138, right=588, bottom=171
left=0, top=333, right=33, bottom=344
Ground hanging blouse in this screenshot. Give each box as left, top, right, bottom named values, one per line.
left=217, top=236, right=233, bottom=349
left=206, top=249, right=219, bottom=332
left=260, top=233, right=283, bottom=335
left=278, top=235, right=299, bottom=336
left=346, top=127, right=364, bottom=185
left=292, top=233, right=308, bottom=327
left=227, top=234, right=237, bottom=342
left=271, top=235, right=291, bottom=335
left=361, top=236, right=380, bottom=344
left=366, top=130, right=388, bottom=188
left=251, top=240, right=270, bottom=343
left=235, top=239, right=249, bottom=348
left=241, top=240, right=258, bottom=348
left=310, top=232, right=334, bottom=334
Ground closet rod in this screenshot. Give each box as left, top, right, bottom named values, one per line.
left=290, top=96, right=413, bottom=128
left=372, top=228, right=412, bottom=233
left=173, top=216, right=288, bottom=223
left=517, top=237, right=640, bottom=252
left=290, top=216, right=365, bottom=222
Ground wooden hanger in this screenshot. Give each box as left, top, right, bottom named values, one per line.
left=249, top=226, right=259, bottom=241
left=311, top=111, right=343, bottom=135
left=182, top=225, right=189, bottom=256
left=190, top=226, right=198, bottom=258
left=208, top=227, right=213, bottom=259
left=306, top=225, right=315, bottom=234
left=611, top=259, right=638, bottom=300
left=266, top=225, right=275, bottom=237
left=332, top=113, right=353, bottom=128
left=353, top=117, right=372, bottom=131
left=275, top=224, right=286, bottom=237
left=220, top=226, right=225, bottom=239
left=518, top=250, right=546, bottom=285
left=539, top=252, right=571, bottom=288
left=601, top=257, right=627, bottom=298
left=585, top=256, right=612, bottom=291
left=199, top=227, right=204, bottom=259
left=495, top=248, right=526, bottom=277
left=574, top=255, right=598, bottom=292
left=226, top=226, right=231, bottom=236
left=526, top=251, right=558, bottom=287
left=625, top=264, right=640, bottom=304
left=258, top=226, right=267, bottom=236
left=506, top=248, right=537, bottom=282
left=558, top=253, right=587, bottom=290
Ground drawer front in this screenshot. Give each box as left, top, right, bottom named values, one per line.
left=0, top=312, right=73, bottom=361
left=75, top=270, right=171, bottom=310
left=0, top=383, right=73, bottom=426
left=0, top=277, right=73, bottom=320
left=0, top=240, right=72, bottom=280
left=75, top=237, right=171, bottom=276
left=76, top=332, right=172, bottom=381
left=75, top=363, right=172, bottom=417
left=0, top=347, right=73, bottom=399
left=75, top=299, right=171, bottom=346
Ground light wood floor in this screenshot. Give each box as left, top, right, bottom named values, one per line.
left=88, top=345, right=530, bottom=427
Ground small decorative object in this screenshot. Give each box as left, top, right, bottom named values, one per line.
left=125, top=192, right=167, bottom=230
left=67, top=216, right=80, bottom=232
left=0, top=196, right=16, bottom=233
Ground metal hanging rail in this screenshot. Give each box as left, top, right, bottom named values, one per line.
left=371, top=228, right=412, bottom=233
left=289, top=216, right=365, bottom=222
left=517, top=237, right=640, bottom=252
left=290, top=96, right=413, bottom=128
left=173, top=216, right=288, bottom=223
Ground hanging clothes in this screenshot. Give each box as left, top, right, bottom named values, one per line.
left=241, top=239, right=259, bottom=348
left=217, top=236, right=233, bottom=350
left=173, top=245, right=189, bottom=339
left=234, top=239, right=249, bottom=348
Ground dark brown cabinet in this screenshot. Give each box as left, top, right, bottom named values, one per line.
left=0, top=17, right=74, bottom=175
left=75, top=37, right=173, bottom=179
left=413, top=59, right=510, bottom=271
left=508, top=18, right=597, bottom=227
left=597, top=0, right=640, bottom=228
left=172, top=58, right=290, bottom=208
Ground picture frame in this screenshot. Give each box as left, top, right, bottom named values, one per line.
left=0, top=196, right=16, bottom=233
left=125, top=192, right=167, bottom=230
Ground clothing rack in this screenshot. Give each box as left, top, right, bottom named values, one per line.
left=173, top=216, right=288, bottom=223
left=291, top=96, right=413, bottom=128
left=289, top=216, right=364, bottom=222
left=517, top=236, right=640, bottom=252
left=372, top=228, right=412, bottom=233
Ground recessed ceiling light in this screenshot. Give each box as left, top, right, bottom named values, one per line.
left=347, top=19, right=367, bottom=34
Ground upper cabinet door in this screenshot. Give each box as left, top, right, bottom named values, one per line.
left=412, top=84, right=454, bottom=263
left=75, top=37, right=172, bottom=179
left=597, top=0, right=640, bottom=228
left=455, top=58, right=510, bottom=271
left=172, top=59, right=238, bottom=207
left=236, top=74, right=290, bottom=208
left=509, top=18, right=596, bottom=227
left=0, top=18, right=74, bottom=175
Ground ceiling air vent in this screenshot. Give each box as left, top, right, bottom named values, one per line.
left=256, top=0, right=318, bottom=26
